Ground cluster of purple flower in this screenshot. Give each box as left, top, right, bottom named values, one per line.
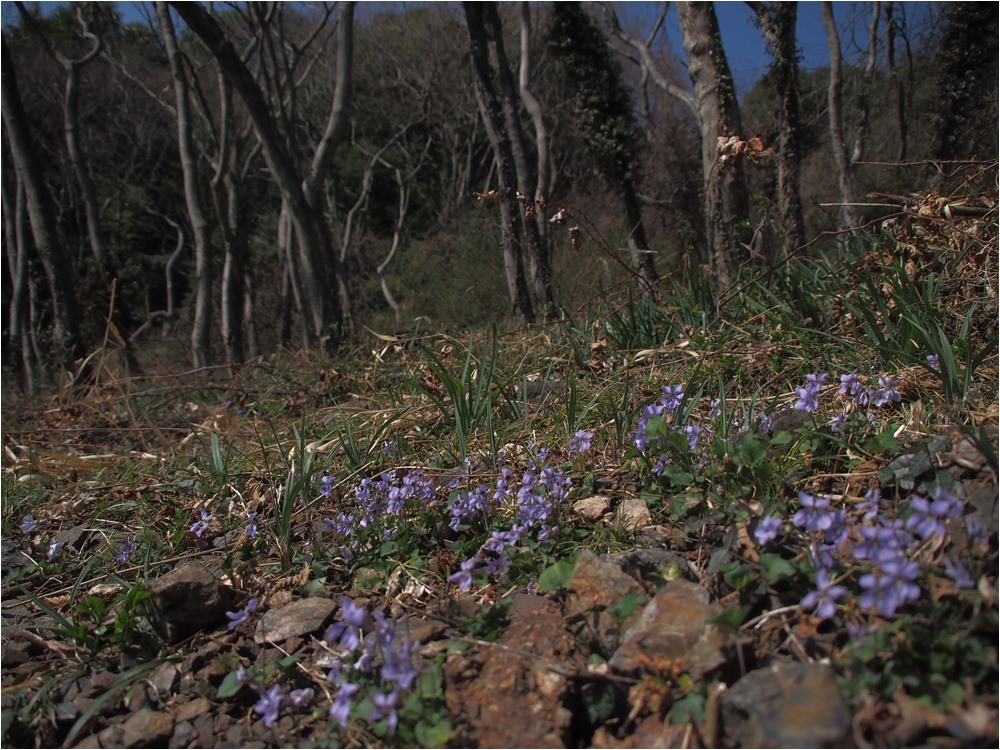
left=759, top=485, right=977, bottom=623
left=237, top=665, right=314, bottom=729
left=324, top=598, right=422, bottom=736
left=321, top=468, right=436, bottom=557
left=632, top=384, right=685, bottom=454
left=787, top=370, right=904, bottom=432
left=446, top=444, right=576, bottom=591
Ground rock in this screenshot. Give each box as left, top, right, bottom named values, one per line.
left=149, top=662, right=179, bottom=697
left=573, top=495, right=611, bottom=520
left=720, top=661, right=851, bottom=748
left=610, top=579, right=734, bottom=681
left=565, top=550, right=647, bottom=656
left=605, top=548, right=691, bottom=587
left=169, top=720, right=197, bottom=749
left=254, top=597, right=336, bottom=644
left=175, top=697, right=213, bottom=724
left=444, top=593, right=581, bottom=748
left=611, top=498, right=652, bottom=531
left=121, top=708, right=175, bottom=748
left=144, top=565, right=233, bottom=643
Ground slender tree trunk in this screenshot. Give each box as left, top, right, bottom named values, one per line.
left=170, top=1, right=353, bottom=353
left=464, top=1, right=533, bottom=322
left=884, top=3, right=908, bottom=160
left=853, top=2, right=880, bottom=165
left=157, top=2, right=213, bottom=368
left=2, top=163, right=37, bottom=394
left=751, top=2, right=804, bottom=259
left=820, top=2, right=860, bottom=231
left=676, top=2, right=749, bottom=288
left=1, top=33, right=84, bottom=371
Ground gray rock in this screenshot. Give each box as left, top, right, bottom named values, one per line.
left=254, top=597, right=336, bottom=644
left=610, top=579, right=733, bottom=681
left=573, top=495, right=611, bottom=520
left=611, top=498, right=652, bottom=531
left=720, top=661, right=851, bottom=748
left=144, top=565, right=234, bottom=643
left=121, top=708, right=175, bottom=748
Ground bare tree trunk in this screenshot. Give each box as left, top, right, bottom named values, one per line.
left=2, top=162, right=37, bottom=394
left=1, top=33, right=84, bottom=371
left=750, top=1, right=804, bottom=259
left=464, top=1, right=534, bottom=322
left=157, top=2, right=213, bottom=368
left=676, top=2, right=749, bottom=288
left=884, top=3, right=908, bottom=160
left=170, top=1, right=353, bottom=353
left=852, top=2, right=880, bottom=165
left=820, top=2, right=860, bottom=231
left=377, top=167, right=408, bottom=331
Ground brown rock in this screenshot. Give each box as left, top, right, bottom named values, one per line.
left=720, top=661, right=851, bottom=748
left=610, top=579, right=733, bottom=681
left=565, top=550, right=647, bottom=656
left=175, top=697, right=213, bottom=723
left=444, top=593, right=582, bottom=748
left=573, top=495, right=611, bottom=520
left=121, top=708, right=174, bottom=748
left=254, top=597, right=336, bottom=644
left=611, top=498, right=652, bottom=531
left=144, top=565, right=233, bottom=643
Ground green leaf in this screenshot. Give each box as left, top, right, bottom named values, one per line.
left=415, top=714, right=454, bottom=748
left=770, top=430, right=795, bottom=446
left=737, top=433, right=767, bottom=466
left=758, top=553, right=797, bottom=584
left=609, top=592, right=647, bottom=625
left=216, top=671, right=245, bottom=699
left=863, top=429, right=899, bottom=455
left=536, top=559, right=576, bottom=592
left=707, top=604, right=752, bottom=630
left=670, top=693, right=706, bottom=724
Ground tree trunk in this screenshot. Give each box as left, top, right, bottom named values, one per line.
left=170, top=1, right=352, bottom=353
left=463, top=1, right=534, bottom=322
left=1, top=33, right=84, bottom=371
left=2, top=161, right=37, bottom=394
left=852, top=2, right=880, bottom=165
left=751, top=2, right=804, bottom=260
left=820, top=2, right=860, bottom=231
left=676, top=2, right=749, bottom=288
left=157, top=2, right=213, bottom=368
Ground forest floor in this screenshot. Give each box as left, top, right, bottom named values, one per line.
left=2, top=190, right=999, bottom=749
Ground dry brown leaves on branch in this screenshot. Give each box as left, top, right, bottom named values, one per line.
left=717, top=134, right=774, bottom=169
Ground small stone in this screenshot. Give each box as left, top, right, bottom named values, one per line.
left=149, top=662, right=179, bottom=696
left=175, top=697, right=213, bottom=724
left=169, top=720, right=197, bottom=749
left=254, top=597, right=336, bottom=644
left=611, top=498, right=652, bottom=531
left=121, top=708, right=174, bottom=748
left=144, top=565, right=233, bottom=643
left=721, top=661, right=851, bottom=748
left=565, top=550, right=646, bottom=655
left=55, top=701, right=77, bottom=723
left=573, top=495, right=611, bottom=520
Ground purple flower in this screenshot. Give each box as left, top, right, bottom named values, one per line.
left=115, top=536, right=138, bottom=564
left=225, top=598, right=259, bottom=630
left=20, top=515, right=37, bottom=534
left=754, top=515, right=782, bottom=546
left=246, top=512, right=258, bottom=539
left=801, top=568, right=847, bottom=620
left=944, top=557, right=974, bottom=589
left=662, top=385, right=684, bottom=413
left=966, top=514, right=988, bottom=545
left=370, top=689, right=400, bottom=736
left=254, top=685, right=284, bottom=727
left=47, top=540, right=63, bottom=562
left=329, top=682, right=359, bottom=727
left=190, top=508, right=214, bottom=538
left=859, top=487, right=881, bottom=521
left=449, top=558, right=478, bottom=592
left=926, top=354, right=940, bottom=371
left=853, top=521, right=914, bottom=564
left=484, top=555, right=510, bottom=578
left=568, top=429, right=594, bottom=456
left=792, top=492, right=833, bottom=533
left=858, top=558, right=921, bottom=617
left=794, top=386, right=819, bottom=413
left=870, top=376, right=901, bottom=408
left=325, top=598, right=368, bottom=650
left=829, top=413, right=848, bottom=433
left=382, top=440, right=395, bottom=457
left=236, top=665, right=252, bottom=683
left=288, top=688, right=314, bottom=708
left=838, top=372, right=864, bottom=400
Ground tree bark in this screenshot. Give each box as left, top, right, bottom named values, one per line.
left=1, top=33, right=84, bottom=371
left=157, top=2, right=214, bottom=368
left=820, top=1, right=860, bottom=231
left=463, top=1, right=533, bottom=322
left=2, top=159, right=37, bottom=394
left=750, top=2, right=804, bottom=259
left=676, top=2, right=749, bottom=288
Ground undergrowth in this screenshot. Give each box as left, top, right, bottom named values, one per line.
left=2, top=196, right=997, bottom=748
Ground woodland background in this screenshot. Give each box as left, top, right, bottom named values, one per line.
left=2, top=1, right=997, bottom=393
